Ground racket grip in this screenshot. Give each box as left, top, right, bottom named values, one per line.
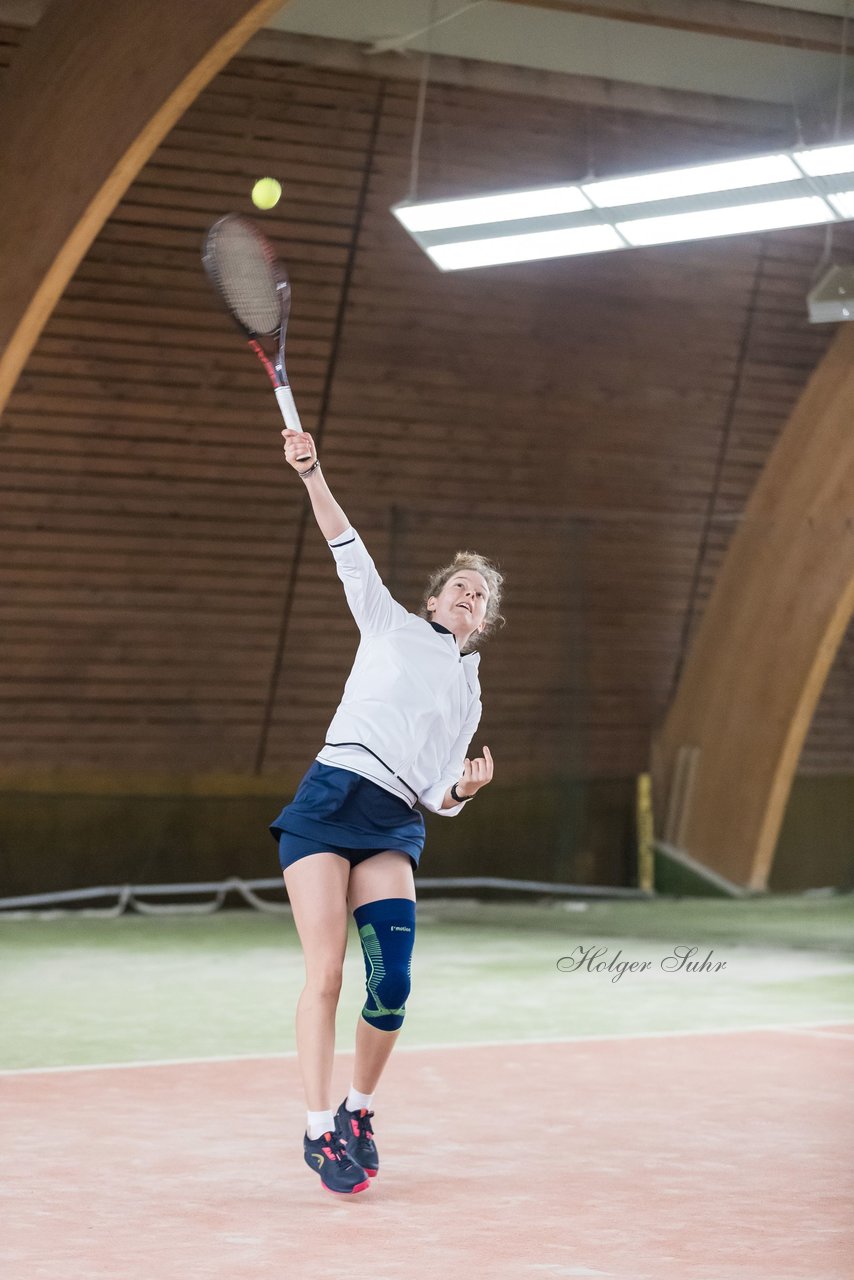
left=275, top=385, right=311, bottom=462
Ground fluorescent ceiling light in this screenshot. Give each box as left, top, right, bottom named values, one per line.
left=428, top=224, right=623, bottom=271
left=393, top=139, right=854, bottom=270
left=618, top=196, right=833, bottom=247
left=794, top=143, right=854, bottom=177
left=827, top=190, right=854, bottom=217
left=394, top=185, right=590, bottom=233
left=582, top=154, right=799, bottom=208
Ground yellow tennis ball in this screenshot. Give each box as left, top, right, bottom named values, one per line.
left=251, top=177, right=282, bottom=210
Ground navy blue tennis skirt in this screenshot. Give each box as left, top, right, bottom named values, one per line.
left=269, top=761, right=426, bottom=872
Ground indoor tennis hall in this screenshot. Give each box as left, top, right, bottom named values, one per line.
left=2, top=4, right=853, bottom=1280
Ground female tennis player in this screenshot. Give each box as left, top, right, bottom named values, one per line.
left=269, top=427, right=503, bottom=1195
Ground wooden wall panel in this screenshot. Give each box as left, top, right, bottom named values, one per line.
left=0, top=21, right=25, bottom=69
left=1, top=51, right=383, bottom=772
left=2, top=29, right=853, bottom=792
left=671, top=225, right=854, bottom=774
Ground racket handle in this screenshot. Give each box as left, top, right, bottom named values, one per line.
left=275, top=385, right=311, bottom=463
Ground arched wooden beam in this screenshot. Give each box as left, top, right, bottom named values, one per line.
left=652, top=323, right=854, bottom=890
left=0, top=0, right=286, bottom=412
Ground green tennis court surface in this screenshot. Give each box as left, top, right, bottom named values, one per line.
left=3, top=895, right=853, bottom=1071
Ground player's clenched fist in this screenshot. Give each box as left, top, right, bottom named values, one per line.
left=282, top=428, right=317, bottom=472
left=456, top=745, right=493, bottom=799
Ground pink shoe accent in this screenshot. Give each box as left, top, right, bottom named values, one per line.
left=322, top=1178, right=370, bottom=1195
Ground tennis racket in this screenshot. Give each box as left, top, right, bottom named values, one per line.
left=202, top=213, right=311, bottom=462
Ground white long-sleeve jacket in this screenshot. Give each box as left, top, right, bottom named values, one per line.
left=315, top=526, right=482, bottom=816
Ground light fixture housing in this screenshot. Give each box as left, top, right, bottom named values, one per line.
left=807, top=264, right=854, bottom=322
left=391, top=140, right=854, bottom=290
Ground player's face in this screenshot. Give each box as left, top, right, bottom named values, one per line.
left=428, top=571, right=489, bottom=643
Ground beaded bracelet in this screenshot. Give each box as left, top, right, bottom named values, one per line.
left=298, top=459, right=320, bottom=480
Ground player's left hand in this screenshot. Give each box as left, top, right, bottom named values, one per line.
left=457, top=745, right=493, bottom=798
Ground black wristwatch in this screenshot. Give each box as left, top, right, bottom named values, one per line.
left=450, top=782, right=473, bottom=803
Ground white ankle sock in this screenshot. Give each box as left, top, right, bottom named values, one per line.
left=306, top=1109, right=335, bottom=1141
left=346, top=1086, right=374, bottom=1112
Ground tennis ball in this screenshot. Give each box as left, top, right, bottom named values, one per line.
left=251, top=177, right=282, bottom=210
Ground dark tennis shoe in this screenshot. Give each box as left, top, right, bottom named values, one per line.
left=303, top=1128, right=370, bottom=1195
left=335, top=1101, right=379, bottom=1178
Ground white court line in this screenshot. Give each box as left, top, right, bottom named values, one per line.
left=2, top=1017, right=854, bottom=1078
left=767, top=1026, right=854, bottom=1042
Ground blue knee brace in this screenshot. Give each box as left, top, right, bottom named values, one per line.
left=353, top=897, right=416, bottom=1032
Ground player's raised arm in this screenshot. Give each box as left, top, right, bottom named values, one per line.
left=283, top=428, right=407, bottom=635
left=282, top=429, right=348, bottom=542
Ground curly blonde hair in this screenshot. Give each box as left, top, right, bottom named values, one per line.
left=419, top=552, right=505, bottom=653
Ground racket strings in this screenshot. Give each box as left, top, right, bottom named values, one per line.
left=203, top=216, right=285, bottom=336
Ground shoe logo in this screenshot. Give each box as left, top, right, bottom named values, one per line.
left=310, top=1154, right=324, bottom=1169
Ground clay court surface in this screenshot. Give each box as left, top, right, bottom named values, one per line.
left=2, top=897, right=853, bottom=1279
